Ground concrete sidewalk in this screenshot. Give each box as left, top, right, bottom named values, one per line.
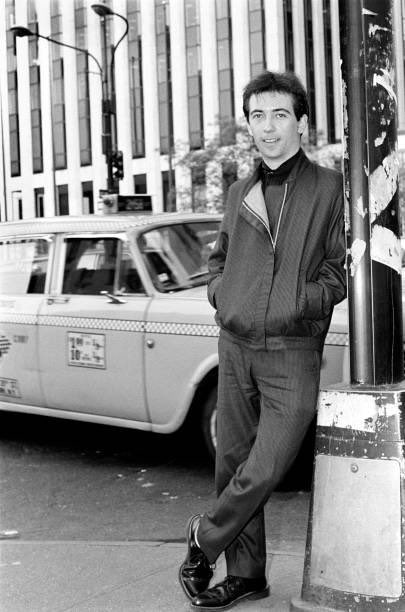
left=1, top=539, right=306, bottom=611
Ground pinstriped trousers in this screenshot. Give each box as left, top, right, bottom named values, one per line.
left=197, top=332, right=321, bottom=578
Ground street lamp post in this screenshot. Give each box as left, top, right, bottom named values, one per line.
left=162, top=0, right=174, bottom=211
left=91, top=4, right=129, bottom=194
left=11, top=4, right=129, bottom=197
left=11, top=24, right=106, bottom=210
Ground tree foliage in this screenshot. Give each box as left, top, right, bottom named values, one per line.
left=176, top=118, right=404, bottom=232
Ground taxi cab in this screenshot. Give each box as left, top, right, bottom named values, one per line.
left=0, top=212, right=349, bottom=459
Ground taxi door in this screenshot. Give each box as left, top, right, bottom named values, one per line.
left=37, top=233, right=151, bottom=423
left=0, top=235, right=54, bottom=408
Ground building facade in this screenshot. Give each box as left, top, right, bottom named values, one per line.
left=0, top=0, right=404, bottom=220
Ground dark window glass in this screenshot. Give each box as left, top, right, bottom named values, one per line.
left=7, top=0, right=20, bottom=177
left=128, top=0, right=145, bottom=157
left=50, top=4, right=67, bottom=171
left=75, top=12, right=92, bottom=166
left=216, top=0, right=234, bottom=139
left=155, top=0, right=174, bottom=157
left=304, top=0, right=316, bottom=142
left=283, top=0, right=294, bottom=71
left=323, top=0, right=335, bottom=142
left=185, top=0, right=204, bottom=149
left=57, top=184, right=69, bottom=216
left=134, top=173, right=147, bottom=193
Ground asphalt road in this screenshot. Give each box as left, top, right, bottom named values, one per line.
left=0, top=411, right=312, bottom=550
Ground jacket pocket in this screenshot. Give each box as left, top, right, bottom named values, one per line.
left=216, top=274, right=259, bottom=338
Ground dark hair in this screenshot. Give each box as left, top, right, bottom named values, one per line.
left=242, top=71, right=309, bottom=122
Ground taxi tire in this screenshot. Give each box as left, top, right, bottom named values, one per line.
left=200, top=386, right=218, bottom=462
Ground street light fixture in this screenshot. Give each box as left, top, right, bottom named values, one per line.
left=10, top=24, right=103, bottom=81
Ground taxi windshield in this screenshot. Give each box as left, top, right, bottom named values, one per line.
left=138, top=221, right=219, bottom=293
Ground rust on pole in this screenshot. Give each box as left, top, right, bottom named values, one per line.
left=341, top=0, right=403, bottom=385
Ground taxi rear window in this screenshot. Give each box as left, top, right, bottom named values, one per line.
left=0, top=237, right=51, bottom=294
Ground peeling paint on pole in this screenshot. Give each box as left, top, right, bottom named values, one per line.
left=355, top=195, right=367, bottom=219
left=318, top=390, right=399, bottom=432
left=348, top=238, right=366, bottom=277
left=371, top=225, right=402, bottom=274
left=369, top=151, right=399, bottom=221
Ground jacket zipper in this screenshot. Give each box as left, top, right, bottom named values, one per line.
left=242, top=182, right=288, bottom=251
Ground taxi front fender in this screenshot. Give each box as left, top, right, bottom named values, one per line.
left=149, top=351, right=219, bottom=435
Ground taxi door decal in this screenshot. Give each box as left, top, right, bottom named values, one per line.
left=67, top=332, right=106, bottom=369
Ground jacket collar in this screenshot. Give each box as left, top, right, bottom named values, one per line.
left=242, top=148, right=310, bottom=201
left=240, top=149, right=310, bottom=234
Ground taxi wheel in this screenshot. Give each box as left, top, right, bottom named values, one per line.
left=201, top=386, right=217, bottom=462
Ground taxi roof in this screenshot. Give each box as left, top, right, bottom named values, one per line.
left=0, top=212, right=221, bottom=238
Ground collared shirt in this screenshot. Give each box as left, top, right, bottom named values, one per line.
left=259, top=148, right=302, bottom=189
left=259, top=148, right=302, bottom=236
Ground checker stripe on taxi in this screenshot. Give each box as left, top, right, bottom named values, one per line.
left=324, top=332, right=348, bottom=346
left=0, top=312, right=349, bottom=344
left=145, top=321, right=220, bottom=336
left=0, top=313, right=37, bottom=325
left=37, top=315, right=145, bottom=332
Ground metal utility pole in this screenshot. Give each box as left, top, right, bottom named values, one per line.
left=91, top=3, right=129, bottom=195
left=98, top=13, right=115, bottom=193
left=291, top=1, right=405, bottom=610
left=343, top=0, right=403, bottom=385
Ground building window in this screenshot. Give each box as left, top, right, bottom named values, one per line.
left=128, top=0, right=145, bottom=157
left=304, top=0, right=316, bottom=143
left=82, top=181, right=94, bottom=214
left=7, top=0, right=20, bottom=177
left=156, top=0, right=173, bottom=155
left=283, top=0, right=294, bottom=72
left=75, top=0, right=92, bottom=165
left=57, top=184, right=69, bottom=216
left=34, top=187, right=44, bottom=217
left=185, top=0, right=204, bottom=149
left=162, top=170, right=176, bottom=212
left=51, top=1, right=67, bottom=169
left=216, top=0, right=234, bottom=142
left=249, top=0, right=266, bottom=76
left=134, top=173, right=147, bottom=194
left=323, top=0, right=335, bottom=142
left=28, top=2, right=43, bottom=173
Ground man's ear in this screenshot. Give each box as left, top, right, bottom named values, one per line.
left=298, top=114, right=308, bottom=135
left=246, top=120, right=253, bottom=136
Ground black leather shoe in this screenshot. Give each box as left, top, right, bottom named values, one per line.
left=179, top=514, right=214, bottom=601
left=191, top=574, right=270, bottom=610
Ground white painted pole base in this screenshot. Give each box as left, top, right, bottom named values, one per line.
left=290, top=384, right=405, bottom=611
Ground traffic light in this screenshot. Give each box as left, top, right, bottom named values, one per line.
left=112, top=150, right=124, bottom=181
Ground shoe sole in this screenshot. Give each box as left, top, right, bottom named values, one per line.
left=179, top=515, right=208, bottom=602
left=190, top=585, right=270, bottom=610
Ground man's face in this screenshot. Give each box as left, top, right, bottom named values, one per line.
left=247, top=91, right=307, bottom=169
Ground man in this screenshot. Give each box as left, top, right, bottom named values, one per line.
left=179, top=71, right=346, bottom=610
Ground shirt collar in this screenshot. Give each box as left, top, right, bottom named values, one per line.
left=260, top=148, right=303, bottom=187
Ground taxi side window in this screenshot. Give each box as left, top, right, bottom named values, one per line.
left=62, top=238, right=144, bottom=295
left=0, top=237, right=51, bottom=294
left=118, top=247, right=145, bottom=294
